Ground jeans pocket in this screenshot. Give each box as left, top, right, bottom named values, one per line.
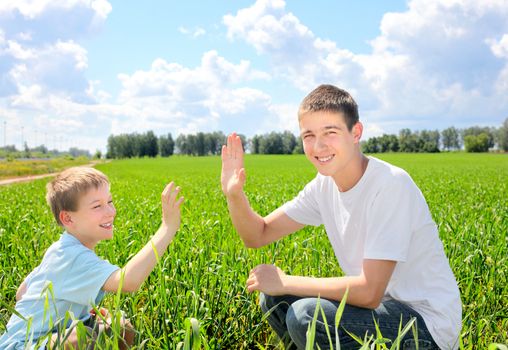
left=402, top=339, right=436, bottom=350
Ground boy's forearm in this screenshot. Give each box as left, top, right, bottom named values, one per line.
left=121, top=225, right=174, bottom=292
left=226, top=192, right=266, bottom=248
left=283, top=275, right=380, bottom=309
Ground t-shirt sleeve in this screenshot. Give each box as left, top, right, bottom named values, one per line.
left=62, top=250, right=119, bottom=306
left=24, top=264, right=41, bottom=286
left=281, top=177, right=322, bottom=226
left=364, top=173, right=416, bottom=262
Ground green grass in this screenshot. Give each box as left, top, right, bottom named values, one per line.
left=0, top=157, right=92, bottom=180
left=0, top=153, right=507, bottom=348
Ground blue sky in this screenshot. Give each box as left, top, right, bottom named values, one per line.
left=1, top=0, right=508, bottom=152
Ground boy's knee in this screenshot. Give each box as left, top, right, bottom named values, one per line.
left=286, top=299, right=316, bottom=343
left=259, top=293, right=277, bottom=314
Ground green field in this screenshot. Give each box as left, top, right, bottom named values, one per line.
left=0, top=157, right=92, bottom=180
left=1, top=153, right=507, bottom=349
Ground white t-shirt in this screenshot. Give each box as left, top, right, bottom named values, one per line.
left=281, top=156, right=461, bottom=350
left=0, top=232, right=119, bottom=349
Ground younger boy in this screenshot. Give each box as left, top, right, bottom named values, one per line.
left=0, top=167, right=183, bottom=349
left=221, top=85, right=461, bottom=349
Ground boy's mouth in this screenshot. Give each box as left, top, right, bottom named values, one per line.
left=99, top=223, right=113, bottom=229
left=316, top=155, right=334, bottom=163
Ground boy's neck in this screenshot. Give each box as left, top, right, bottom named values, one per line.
left=332, top=153, right=369, bottom=192
left=65, top=229, right=97, bottom=250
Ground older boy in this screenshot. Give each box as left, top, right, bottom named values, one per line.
left=221, top=85, right=461, bottom=349
left=0, top=167, right=183, bottom=349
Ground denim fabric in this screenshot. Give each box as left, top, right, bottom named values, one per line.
left=260, top=293, right=440, bottom=350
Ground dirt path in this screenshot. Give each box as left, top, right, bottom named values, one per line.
left=0, top=161, right=105, bottom=186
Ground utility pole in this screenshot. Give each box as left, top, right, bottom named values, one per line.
left=3, top=121, right=6, bottom=148
left=21, top=126, right=24, bottom=150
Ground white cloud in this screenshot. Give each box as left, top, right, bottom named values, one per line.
left=3, top=0, right=508, bottom=153
left=178, top=26, right=206, bottom=38
left=489, top=34, right=508, bottom=58
left=0, top=0, right=111, bottom=20
left=113, top=51, right=273, bottom=137
left=223, top=0, right=508, bottom=132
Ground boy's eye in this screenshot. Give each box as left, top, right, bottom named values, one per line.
left=92, top=205, right=101, bottom=209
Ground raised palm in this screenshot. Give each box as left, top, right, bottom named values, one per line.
left=221, top=132, right=246, bottom=196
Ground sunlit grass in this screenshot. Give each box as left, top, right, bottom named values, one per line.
left=0, top=153, right=507, bottom=348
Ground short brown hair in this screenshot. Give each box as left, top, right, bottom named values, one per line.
left=298, top=84, right=359, bottom=131
left=46, top=167, right=109, bottom=226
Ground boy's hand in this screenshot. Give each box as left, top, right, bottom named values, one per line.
left=221, top=132, right=246, bottom=197
left=161, top=182, right=184, bottom=237
left=246, top=264, right=287, bottom=295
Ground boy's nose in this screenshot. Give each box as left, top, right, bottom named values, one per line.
left=107, top=205, right=117, bottom=216
left=314, top=137, right=327, bottom=151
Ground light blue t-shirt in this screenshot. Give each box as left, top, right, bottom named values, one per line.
left=0, top=232, right=119, bottom=349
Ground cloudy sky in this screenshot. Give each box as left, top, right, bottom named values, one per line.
left=1, top=0, right=508, bottom=152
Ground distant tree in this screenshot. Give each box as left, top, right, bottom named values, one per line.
left=195, top=132, right=206, bottom=156
left=22, top=142, right=31, bottom=158
left=399, top=129, right=421, bottom=152
left=250, top=135, right=261, bottom=154
left=69, top=147, right=91, bottom=158
left=159, top=133, right=175, bottom=157
left=441, top=126, right=460, bottom=151
left=378, top=134, right=399, bottom=152
left=362, top=137, right=380, bottom=153
left=1, top=145, right=17, bottom=153
left=187, top=134, right=197, bottom=155
left=281, top=131, right=297, bottom=154
left=145, top=131, right=158, bottom=157
left=462, top=126, right=495, bottom=150
left=94, top=150, right=102, bottom=159
left=419, top=130, right=440, bottom=153
left=293, top=137, right=304, bottom=154
left=31, top=145, right=48, bottom=154
left=259, top=132, right=283, bottom=154
left=214, top=131, right=226, bottom=154
left=498, top=118, right=508, bottom=152
left=464, top=133, right=490, bottom=152
left=175, top=135, right=188, bottom=155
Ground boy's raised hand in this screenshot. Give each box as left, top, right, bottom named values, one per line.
left=161, top=182, right=184, bottom=237
left=221, top=132, right=246, bottom=197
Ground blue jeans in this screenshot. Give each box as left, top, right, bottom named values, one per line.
left=260, top=293, right=440, bottom=350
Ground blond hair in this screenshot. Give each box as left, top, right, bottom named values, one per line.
left=46, top=167, right=109, bottom=226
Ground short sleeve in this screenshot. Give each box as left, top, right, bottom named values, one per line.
left=24, top=264, right=41, bottom=287
left=364, top=173, right=416, bottom=262
left=62, top=250, right=119, bottom=306
left=281, top=176, right=323, bottom=226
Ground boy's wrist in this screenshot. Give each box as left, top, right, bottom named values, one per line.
left=159, top=223, right=178, bottom=236
left=226, top=190, right=245, bottom=203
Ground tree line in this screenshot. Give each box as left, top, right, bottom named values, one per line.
left=105, top=118, right=508, bottom=158
left=361, top=123, right=507, bottom=153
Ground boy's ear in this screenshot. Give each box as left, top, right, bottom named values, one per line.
left=353, top=121, right=363, bottom=143
left=59, top=211, right=73, bottom=226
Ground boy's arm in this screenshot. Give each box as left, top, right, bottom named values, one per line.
left=246, top=259, right=396, bottom=309
left=16, top=280, right=27, bottom=301
left=102, top=182, right=184, bottom=293
left=221, top=133, right=305, bottom=248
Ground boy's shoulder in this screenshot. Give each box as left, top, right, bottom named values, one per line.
left=367, top=156, right=414, bottom=186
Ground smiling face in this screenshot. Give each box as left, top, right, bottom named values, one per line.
left=61, top=184, right=116, bottom=249
left=300, top=111, right=363, bottom=184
